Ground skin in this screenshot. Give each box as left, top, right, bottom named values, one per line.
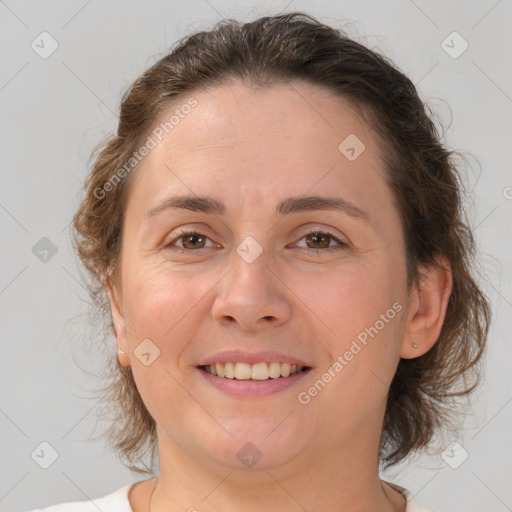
left=106, top=80, right=452, bottom=512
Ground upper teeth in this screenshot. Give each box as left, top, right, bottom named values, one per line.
left=204, top=362, right=305, bottom=380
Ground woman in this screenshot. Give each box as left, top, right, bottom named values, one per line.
left=30, top=12, right=489, bottom=512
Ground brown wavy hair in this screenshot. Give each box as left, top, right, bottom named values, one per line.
left=71, top=12, right=490, bottom=472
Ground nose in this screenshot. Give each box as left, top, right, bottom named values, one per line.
left=211, top=245, right=292, bottom=331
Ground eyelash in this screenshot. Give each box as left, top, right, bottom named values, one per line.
left=164, top=229, right=349, bottom=254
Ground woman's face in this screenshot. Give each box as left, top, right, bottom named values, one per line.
left=109, top=80, right=414, bottom=472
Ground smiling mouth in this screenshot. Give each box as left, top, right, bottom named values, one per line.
left=199, top=362, right=311, bottom=381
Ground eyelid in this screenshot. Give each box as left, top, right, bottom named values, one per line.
left=162, top=223, right=217, bottom=243
left=164, top=224, right=347, bottom=242
left=164, top=224, right=350, bottom=252
left=293, top=224, right=349, bottom=244
left=164, top=227, right=219, bottom=249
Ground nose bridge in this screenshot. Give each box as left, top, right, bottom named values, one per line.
left=227, top=234, right=275, bottom=304
left=229, top=235, right=271, bottom=297
left=211, top=234, right=291, bottom=329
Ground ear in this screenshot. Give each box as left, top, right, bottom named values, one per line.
left=103, top=269, right=131, bottom=367
left=400, top=256, right=453, bottom=359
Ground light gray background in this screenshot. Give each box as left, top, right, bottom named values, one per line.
left=1, top=1, right=511, bottom=511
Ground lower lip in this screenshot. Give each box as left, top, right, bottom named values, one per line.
left=197, top=367, right=311, bottom=397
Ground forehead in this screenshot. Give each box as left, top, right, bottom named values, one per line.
left=124, top=80, right=397, bottom=231
left=155, top=80, right=375, bottom=160
left=137, top=80, right=380, bottom=176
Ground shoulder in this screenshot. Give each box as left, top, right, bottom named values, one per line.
left=25, top=482, right=135, bottom=512
left=384, top=480, right=442, bottom=512
left=403, top=489, right=443, bottom=512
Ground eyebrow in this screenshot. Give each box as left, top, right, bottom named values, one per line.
left=145, top=194, right=370, bottom=224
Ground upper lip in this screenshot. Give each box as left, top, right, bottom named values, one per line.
left=197, top=350, right=312, bottom=367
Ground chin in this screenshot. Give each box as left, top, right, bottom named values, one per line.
left=203, top=418, right=311, bottom=471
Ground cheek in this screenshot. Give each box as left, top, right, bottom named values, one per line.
left=302, top=259, right=401, bottom=348
left=120, top=268, right=203, bottom=401
left=123, top=265, right=202, bottom=340
left=302, top=258, right=404, bottom=403
left=121, top=268, right=206, bottom=421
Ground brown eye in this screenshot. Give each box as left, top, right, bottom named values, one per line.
left=180, top=233, right=207, bottom=249
left=165, top=230, right=216, bottom=251
left=165, top=230, right=346, bottom=254
left=305, top=232, right=332, bottom=249
left=293, top=230, right=348, bottom=254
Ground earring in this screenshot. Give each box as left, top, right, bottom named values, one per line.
left=118, top=348, right=125, bottom=355
left=412, top=343, right=418, bottom=349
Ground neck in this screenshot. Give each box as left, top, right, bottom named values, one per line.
left=149, top=426, right=404, bottom=512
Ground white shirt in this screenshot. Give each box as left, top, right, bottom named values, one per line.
left=26, top=480, right=440, bottom=511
